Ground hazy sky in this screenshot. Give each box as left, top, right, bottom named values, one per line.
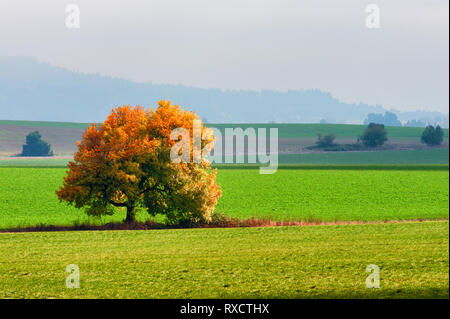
left=0, top=0, right=448, bottom=113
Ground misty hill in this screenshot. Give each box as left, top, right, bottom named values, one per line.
left=0, top=56, right=447, bottom=125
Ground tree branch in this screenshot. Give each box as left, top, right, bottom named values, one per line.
left=108, top=199, right=127, bottom=207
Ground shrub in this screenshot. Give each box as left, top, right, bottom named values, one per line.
left=315, top=133, right=336, bottom=148
left=359, top=123, right=388, bottom=147
left=21, top=131, right=53, bottom=156
left=421, top=125, right=444, bottom=146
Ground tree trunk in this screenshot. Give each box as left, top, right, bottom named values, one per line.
left=125, top=206, right=136, bottom=223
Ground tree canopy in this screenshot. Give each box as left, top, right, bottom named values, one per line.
left=359, top=123, right=388, bottom=147
left=315, top=133, right=336, bottom=148
left=21, top=131, right=53, bottom=156
left=56, top=101, right=221, bottom=224
left=421, top=125, right=444, bottom=146
left=364, top=112, right=402, bottom=127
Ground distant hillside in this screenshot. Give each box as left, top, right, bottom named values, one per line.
left=1, top=56, right=447, bottom=125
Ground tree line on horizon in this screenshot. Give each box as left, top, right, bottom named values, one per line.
left=362, top=111, right=444, bottom=128
left=313, top=123, right=444, bottom=150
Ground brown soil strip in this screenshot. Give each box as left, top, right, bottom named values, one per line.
left=0, top=217, right=447, bottom=234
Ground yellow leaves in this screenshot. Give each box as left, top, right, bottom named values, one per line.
left=121, top=172, right=138, bottom=183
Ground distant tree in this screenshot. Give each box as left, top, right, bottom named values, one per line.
left=383, top=112, right=402, bottom=126
left=359, top=123, right=388, bottom=147
left=404, top=119, right=426, bottom=128
left=316, top=133, right=336, bottom=148
left=56, top=101, right=222, bottom=224
left=364, top=112, right=402, bottom=127
left=421, top=125, right=444, bottom=146
left=319, top=119, right=328, bottom=124
left=21, top=131, right=53, bottom=156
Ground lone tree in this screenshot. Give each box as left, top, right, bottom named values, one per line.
left=21, top=131, right=53, bottom=156
left=56, top=101, right=222, bottom=224
left=359, top=123, right=388, bottom=147
left=315, top=133, right=336, bottom=148
left=421, top=125, right=444, bottom=146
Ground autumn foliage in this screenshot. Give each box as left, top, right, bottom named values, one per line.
left=56, top=100, right=221, bottom=224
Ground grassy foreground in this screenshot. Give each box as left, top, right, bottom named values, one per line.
left=0, top=167, right=448, bottom=229
left=0, top=221, right=447, bottom=298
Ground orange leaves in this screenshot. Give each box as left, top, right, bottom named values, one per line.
left=97, top=105, right=153, bottom=162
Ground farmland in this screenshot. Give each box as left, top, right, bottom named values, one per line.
left=0, top=166, right=448, bottom=229
left=3, top=120, right=447, bottom=139
left=1, top=120, right=448, bottom=157
left=211, top=123, right=450, bottom=139
left=217, top=168, right=449, bottom=221
left=0, top=121, right=448, bottom=299
left=1, top=147, right=449, bottom=167
left=0, top=221, right=447, bottom=298
left=277, top=148, right=449, bottom=164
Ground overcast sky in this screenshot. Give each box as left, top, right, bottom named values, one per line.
left=0, top=0, right=448, bottom=113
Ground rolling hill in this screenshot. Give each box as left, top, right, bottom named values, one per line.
left=0, top=120, right=448, bottom=165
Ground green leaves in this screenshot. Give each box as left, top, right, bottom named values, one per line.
left=21, top=131, right=53, bottom=156
left=421, top=125, right=444, bottom=146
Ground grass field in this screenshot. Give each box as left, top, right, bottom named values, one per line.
left=2, top=120, right=447, bottom=138
left=217, top=168, right=449, bottom=221
left=0, top=221, right=447, bottom=298
left=219, top=148, right=449, bottom=164
left=0, top=166, right=448, bottom=229
left=0, top=148, right=448, bottom=299
left=1, top=147, right=448, bottom=167
left=277, top=148, right=449, bottom=164
left=0, top=158, right=72, bottom=167
left=0, top=157, right=72, bottom=167
left=0, top=120, right=91, bottom=129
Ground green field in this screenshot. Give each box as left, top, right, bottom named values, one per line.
left=217, top=168, right=449, bottom=221
left=1, top=147, right=448, bottom=167
left=277, top=148, right=449, bottom=164
left=0, top=150, right=448, bottom=299
left=0, top=221, right=447, bottom=298
left=0, top=166, right=448, bottom=229
left=0, top=158, right=72, bottom=167
left=216, top=148, right=449, bottom=164
left=0, top=120, right=91, bottom=129
left=3, top=120, right=448, bottom=138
